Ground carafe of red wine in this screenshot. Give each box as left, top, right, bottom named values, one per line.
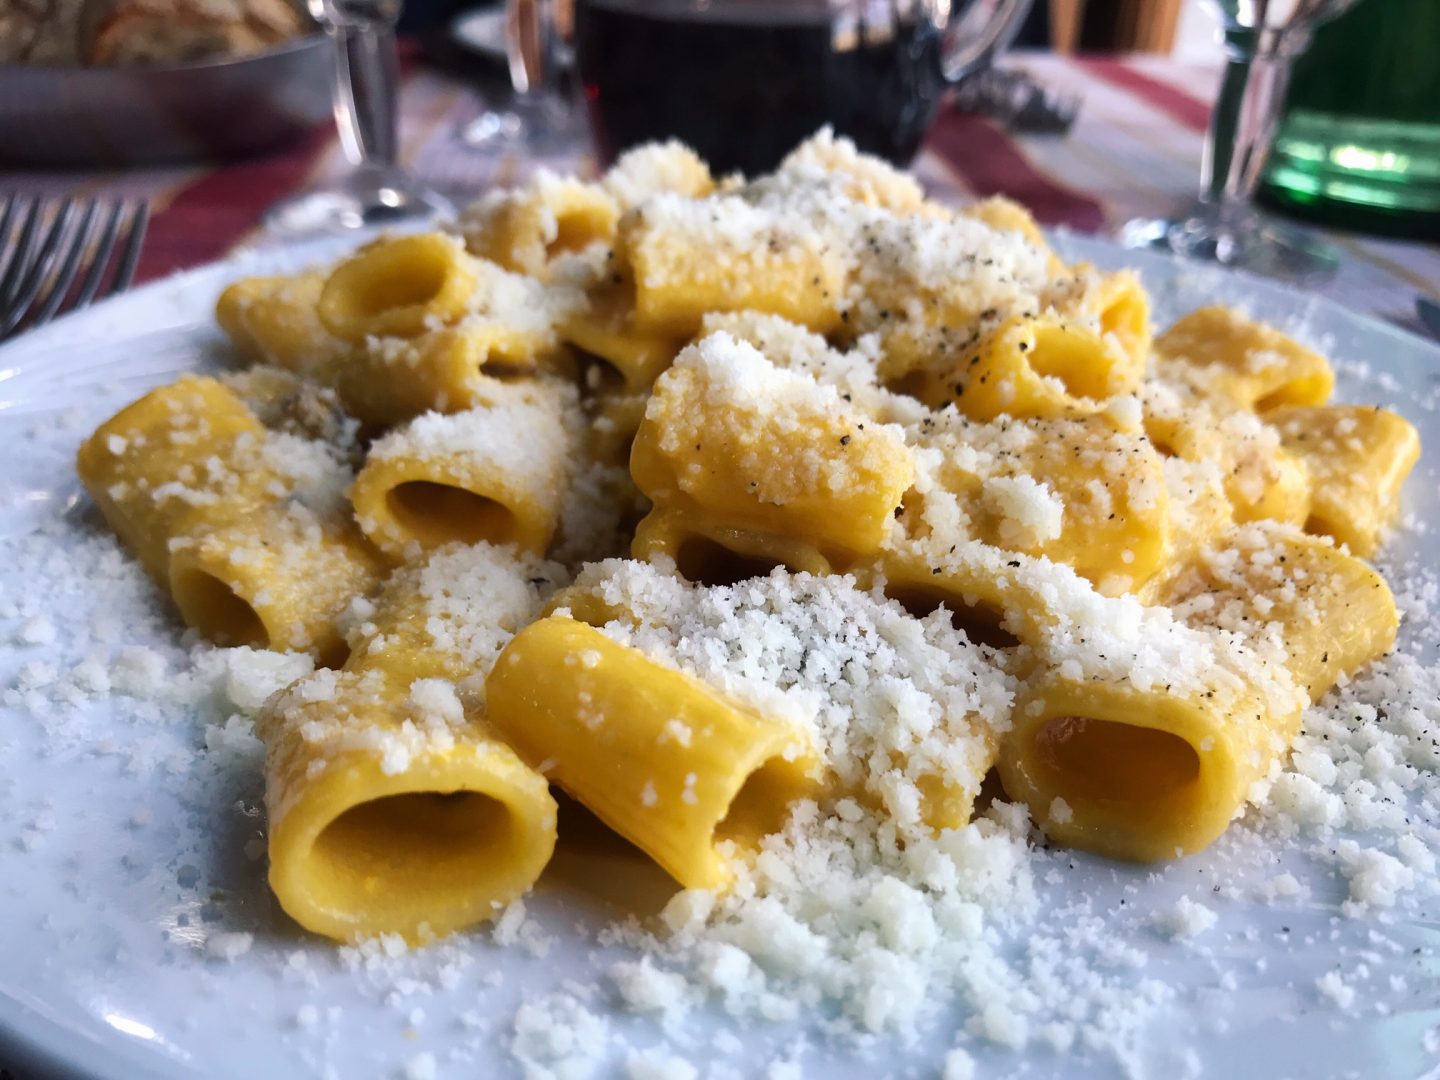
left=508, top=0, right=1033, bottom=175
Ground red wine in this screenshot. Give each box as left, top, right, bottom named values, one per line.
left=574, top=0, right=946, bottom=175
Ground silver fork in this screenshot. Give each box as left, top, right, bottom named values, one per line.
left=0, top=195, right=150, bottom=342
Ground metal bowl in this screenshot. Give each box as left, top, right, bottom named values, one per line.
left=0, top=35, right=334, bottom=168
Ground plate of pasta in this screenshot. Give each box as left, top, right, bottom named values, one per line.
left=1, top=133, right=1438, bottom=1080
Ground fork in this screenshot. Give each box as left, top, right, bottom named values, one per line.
left=0, top=195, right=150, bottom=342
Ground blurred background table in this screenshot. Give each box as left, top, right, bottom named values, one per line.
left=1, top=48, right=1436, bottom=331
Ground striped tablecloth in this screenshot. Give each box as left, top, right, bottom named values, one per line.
left=3, top=51, right=1437, bottom=329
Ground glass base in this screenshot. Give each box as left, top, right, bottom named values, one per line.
left=456, top=94, right=585, bottom=158
left=265, top=168, right=455, bottom=236
left=1119, top=204, right=1341, bottom=284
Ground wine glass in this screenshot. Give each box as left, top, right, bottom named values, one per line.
left=1121, top=0, right=1360, bottom=282
left=266, top=0, right=454, bottom=235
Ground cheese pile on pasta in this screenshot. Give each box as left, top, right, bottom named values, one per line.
left=76, top=131, right=1421, bottom=943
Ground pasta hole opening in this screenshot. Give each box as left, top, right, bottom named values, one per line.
left=387, top=482, right=517, bottom=547
left=317, top=639, right=351, bottom=671
left=713, top=756, right=812, bottom=851
left=675, top=537, right=783, bottom=587
left=479, top=359, right=534, bottom=380
left=579, top=354, right=628, bottom=396
left=549, top=216, right=600, bottom=259
left=1255, top=386, right=1304, bottom=414
left=1100, top=299, right=1146, bottom=355
left=886, top=370, right=931, bottom=404
left=1034, top=716, right=1201, bottom=806
left=354, top=254, right=450, bottom=320
left=1030, top=327, right=1113, bottom=401
left=309, top=791, right=513, bottom=901
left=884, top=584, right=1020, bottom=649
left=172, top=569, right=268, bottom=650
left=1145, top=431, right=1180, bottom=459
left=1303, top=512, right=1335, bottom=540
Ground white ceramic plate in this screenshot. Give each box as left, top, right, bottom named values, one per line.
left=1, top=236, right=1438, bottom=1080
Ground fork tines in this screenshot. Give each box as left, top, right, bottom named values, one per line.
left=0, top=194, right=151, bottom=342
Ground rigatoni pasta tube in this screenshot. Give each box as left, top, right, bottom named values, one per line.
left=1001, top=523, right=1396, bottom=862
left=560, top=282, right=684, bottom=390
left=860, top=544, right=1053, bottom=650
left=1160, top=522, right=1399, bottom=702
left=259, top=543, right=565, bottom=941
left=631, top=507, right=836, bottom=587
left=999, top=673, right=1289, bottom=861
left=351, top=382, right=574, bottom=561
left=910, top=314, right=1138, bottom=421
left=1154, top=306, right=1335, bottom=411
left=904, top=415, right=1170, bottom=595
left=76, top=376, right=275, bottom=583
left=261, top=669, right=557, bottom=943
left=318, top=233, right=480, bottom=342
left=334, top=327, right=534, bottom=431
left=622, top=194, right=845, bottom=337
left=1089, top=268, right=1150, bottom=366
left=630, top=333, right=914, bottom=563
left=1269, top=404, right=1421, bottom=557
left=487, top=617, right=821, bottom=890
left=80, top=376, right=384, bottom=661
left=1140, top=385, right=1309, bottom=527
left=216, top=272, right=341, bottom=378
left=169, top=505, right=383, bottom=665
left=461, top=172, right=620, bottom=278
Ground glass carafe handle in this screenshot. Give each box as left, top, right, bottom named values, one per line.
left=940, top=0, right=1034, bottom=83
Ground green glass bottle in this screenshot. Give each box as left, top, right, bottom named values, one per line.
left=1261, top=0, right=1440, bottom=238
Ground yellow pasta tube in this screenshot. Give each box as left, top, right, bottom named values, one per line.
left=1269, top=404, right=1421, bottom=557
left=337, top=326, right=552, bottom=431
left=1160, top=522, right=1399, bottom=701
left=76, top=376, right=274, bottom=583
left=622, top=195, right=846, bottom=337
left=630, top=334, right=914, bottom=564
left=907, top=416, right=1170, bottom=595
left=318, top=233, right=481, bottom=342
left=1089, top=268, right=1151, bottom=366
left=1001, top=523, right=1397, bottom=862
left=221, top=245, right=572, bottom=430
left=261, top=669, right=557, bottom=943
left=858, top=545, right=1054, bottom=649
left=169, top=506, right=383, bottom=666
left=216, top=271, right=341, bottom=378
left=486, top=617, right=820, bottom=890
left=1155, top=306, right=1335, bottom=411
left=999, top=672, right=1288, bottom=861
left=462, top=173, right=620, bottom=277
left=1142, top=384, right=1310, bottom=527
left=909, top=314, right=1140, bottom=420
left=260, top=543, right=565, bottom=941
left=632, top=506, right=836, bottom=585
left=560, top=283, right=684, bottom=390
left=81, top=376, right=384, bottom=660
left=350, top=383, right=573, bottom=561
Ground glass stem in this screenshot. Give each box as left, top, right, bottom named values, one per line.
left=1200, top=26, right=1300, bottom=214
left=329, top=19, right=401, bottom=171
